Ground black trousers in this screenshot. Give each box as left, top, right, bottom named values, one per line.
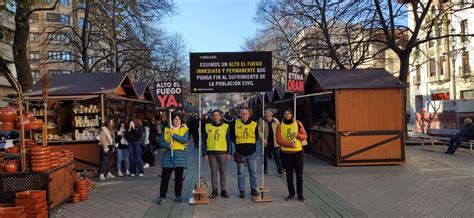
left=264, top=146, right=283, bottom=173
left=99, top=145, right=113, bottom=175
left=160, top=167, right=184, bottom=198
left=281, top=151, right=304, bottom=197
left=447, top=135, right=471, bottom=153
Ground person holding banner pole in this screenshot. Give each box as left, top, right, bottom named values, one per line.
left=202, top=110, right=232, bottom=199
left=231, top=109, right=259, bottom=198
left=276, top=108, right=307, bottom=202
left=157, top=113, right=189, bottom=204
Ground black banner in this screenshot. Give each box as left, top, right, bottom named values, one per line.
left=287, top=65, right=305, bottom=93
left=190, top=52, right=272, bottom=93
left=155, top=81, right=183, bottom=108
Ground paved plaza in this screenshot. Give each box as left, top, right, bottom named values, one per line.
left=50, top=143, right=474, bottom=217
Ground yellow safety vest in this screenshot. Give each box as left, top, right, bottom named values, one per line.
left=280, top=121, right=303, bottom=152
left=235, top=119, right=257, bottom=144
left=205, top=123, right=228, bottom=151
left=164, top=127, right=188, bottom=151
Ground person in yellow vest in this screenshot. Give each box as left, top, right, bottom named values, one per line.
left=230, top=109, right=259, bottom=198
left=276, top=108, right=308, bottom=202
left=203, top=110, right=232, bottom=198
left=157, top=113, right=189, bottom=205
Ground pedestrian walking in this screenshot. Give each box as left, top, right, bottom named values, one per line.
left=258, top=109, right=284, bottom=175
left=157, top=113, right=189, bottom=204
left=98, top=119, right=116, bottom=181
left=115, top=121, right=130, bottom=177
left=230, top=109, right=259, bottom=198
left=276, top=108, right=307, bottom=202
left=202, top=110, right=232, bottom=198
left=125, top=119, right=145, bottom=177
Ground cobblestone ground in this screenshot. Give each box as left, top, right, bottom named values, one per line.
left=50, top=143, right=474, bottom=217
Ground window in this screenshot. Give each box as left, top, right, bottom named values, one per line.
left=60, top=0, right=69, bottom=6
left=47, top=13, right=60, bottom=22
left=47, top=32, right=69, bottom=43
left=415, top=65, right=421, bottom=84
left=48, top=70, right=72, bottom=75
left=461, top=90, right=474, bottom=99
left=29, top=51, right=40, bottom=61
left=461, top=20, right=468, bottom=43
left=439, top=57, right=445, bottom=76
left=29, top=14, right=39, bottom=23
left=429, top=58, right=436, bottom=77
left=47, top=51, right=71, bottom=61
left=60, top=14, right=69, bottom=25
left=462, top=51, right=470, bottom=75
left=32, top=70, right=41, bottom=81
left=30, top=33, right=39, bottom=42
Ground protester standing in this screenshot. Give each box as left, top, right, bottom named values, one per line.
left=157, top=113, right=189, bottom=204
left=202, top=110, right=232, bottom=198
left=230, top=109, right=259, bottom=198
left=258, top=109, right=284, bottom=175
left=276, top=108, right=307, bottom=202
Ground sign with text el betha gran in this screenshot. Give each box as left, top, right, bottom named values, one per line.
left=189, top=52, right=272, bottom=93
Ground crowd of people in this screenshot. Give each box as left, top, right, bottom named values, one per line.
left=96, top=107, right=308, bottom=204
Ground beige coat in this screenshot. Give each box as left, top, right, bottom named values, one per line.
left=99, top=127, right=115, bottom=151
left=257, top=118, right=280, bottom=147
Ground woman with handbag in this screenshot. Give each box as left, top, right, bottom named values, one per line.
left=98, top=119, right=116, bottom=181
left=276, top=108, right=307, bottom=202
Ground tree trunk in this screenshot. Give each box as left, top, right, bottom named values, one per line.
left=398, top=53, right=410, bottom=138
left=81, top=2, right=91, bottom=73
left=13, top=1, right=33, bottom=90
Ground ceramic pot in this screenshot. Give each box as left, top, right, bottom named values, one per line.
left=15, top=118, right=31, bottom=130
left=4, top=160, right=18, bottom=173
left=7, top=146, right=19, bottom=153
left=3, top=122, right=14, bottom=131
left=0, top=106, right=17, bottom=122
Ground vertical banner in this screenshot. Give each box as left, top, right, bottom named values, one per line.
left=287, top=65, right=305, bottom=93
left=189, top=52, right=273, bottom=93
left=155, top=81, right=184, bottom=108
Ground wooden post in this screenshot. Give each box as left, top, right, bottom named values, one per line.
left=253, top=92, right=273, bottom=202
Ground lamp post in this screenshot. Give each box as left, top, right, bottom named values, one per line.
left=449, top=28, right=459, bottom=100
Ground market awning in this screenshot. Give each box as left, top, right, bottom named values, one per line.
left=24, top=73, right=139, bottom=98
left=106, top=94, right=154, bottom=104
left=305, top=68, right=405, bottom=92
left=24, top=95, right=100, bottom=101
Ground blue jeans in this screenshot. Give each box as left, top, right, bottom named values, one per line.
left=116, top=148, right=130, bottom=173
left=129, top=141, right=144, bottom=174
left=237, top=152, right=258, bottom=192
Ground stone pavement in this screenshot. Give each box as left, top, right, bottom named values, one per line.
left=50, top=143, right=474, bottom=217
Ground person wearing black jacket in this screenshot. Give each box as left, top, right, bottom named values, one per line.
left=189, top=114, right=200, bottom=147
left=446, top=118, right=474, bottom=154
left=125, top=119, right=145, bottom=176
left=230, top=109, right=259, bottom=198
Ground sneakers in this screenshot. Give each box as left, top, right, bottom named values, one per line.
left=239, top=191, right=245, bottom=198
left=251, top=189, right=259, bottom=196
left=210, top=189, right=218, bottom=199
left=157, top=197, right=165, bottom=205
left=117, top=171, right=124, bottom=177
left=138, top=173, right=144, bottom=177
left=99, top=174, right=106, bottom=181
left=130, top=174, right=136, bottom=177
left=106, top=172, right=115, bottom=179
left=297, top=195, right=305, bottom=202
left=285, top=195, right=295, bottom=201
left=221, top=190, right=229, bottom=198
left=125, top=170, right=131, bottom=176
left=175, top=196, right=183, bottom=203
left=144, top=163, right=150, bottom=168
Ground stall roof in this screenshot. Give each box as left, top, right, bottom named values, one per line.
left=24, top=73, right=139, bottom=98
left=134, top=82, right=155, bottom=102
left=306, top=68, right=405, bottom=92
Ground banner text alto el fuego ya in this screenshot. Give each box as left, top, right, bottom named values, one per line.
left=155, top=81, right=183, bottom=108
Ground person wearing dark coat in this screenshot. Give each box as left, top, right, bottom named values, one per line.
left=445, top=118, right=474, bottom=154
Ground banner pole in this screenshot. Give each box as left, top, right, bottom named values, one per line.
left=261, top=92, right=265, bottom=187
left=198, top=94, right=202, bottom=186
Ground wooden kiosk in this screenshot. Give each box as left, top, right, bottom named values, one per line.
left=305, top=69, right=406, bottom=166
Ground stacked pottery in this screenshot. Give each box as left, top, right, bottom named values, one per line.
left=0, top=206, right=26, bottom=218
left=30, top=147, right=51, bottom=173
left=0, top=106, right=17, bottom=131
left=62, top=150, right=74, bottom=163
left=74, top=179, right=89, bottom=201
left=50, top=152, right=60, bottom=168
left=15, top=190, right=47, bottom=217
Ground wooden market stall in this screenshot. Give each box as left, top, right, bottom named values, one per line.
left=304, top=69, right=406, bottom=166
left=23, top=73, right=152, bottom=170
